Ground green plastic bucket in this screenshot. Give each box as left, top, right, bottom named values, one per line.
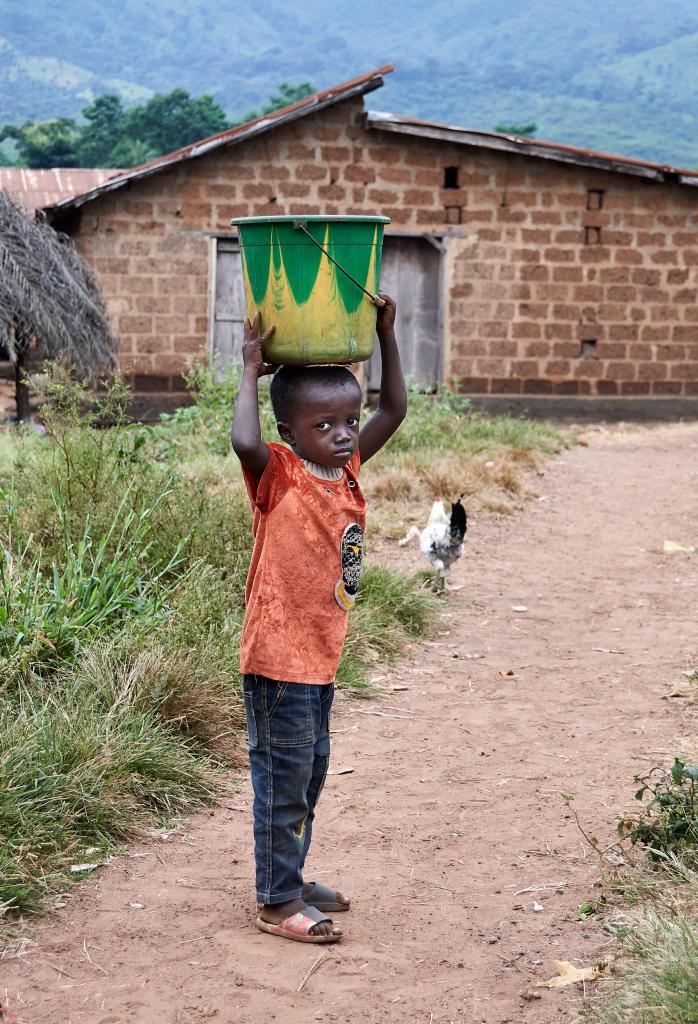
left=231, top=214, right=390, bottom=365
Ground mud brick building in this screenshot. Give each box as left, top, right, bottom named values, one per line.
left=46, top=66, right=698, bottom=418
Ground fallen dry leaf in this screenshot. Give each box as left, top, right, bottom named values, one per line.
left=662, top=540, right=695, bottom=554
left=0, top=1004, right=21, bottom=1023
left=499, top=669, right=516, bottom=678
left=536, top=960, right=609, bottom=989
left=520, top=988, right=541, bottom=1001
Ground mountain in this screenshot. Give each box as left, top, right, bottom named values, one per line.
left=2, top=0, right=698, bottom=165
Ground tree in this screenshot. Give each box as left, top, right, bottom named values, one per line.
left=110, top=136, right=156, bottom=168
left=77, top=94, right=127, bottom=167
left=1, top=82, right=314, bottom=169
left=123, top=89, right=229, bottom=156
left=493, top=122, right=538, bottom=138
left=1, top=118, right=79, bottom=168
left=1, top=89, right=229, bottom=169
left=0, top=189, right=117, bottom=420
left=240, top=81, right=315, bottom=123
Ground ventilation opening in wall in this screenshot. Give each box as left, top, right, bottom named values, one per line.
left=580, top=339, right=597, bottom=359
left=586, top=189, right=605, bottom=210
left=444, top=205, right=462, bottom=224
left=584, top=226, right=602, bottom=245
left=444, top=166, right=460, bottom=189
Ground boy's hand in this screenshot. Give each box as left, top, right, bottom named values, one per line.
left=242, top=311, right=276, bottom=377
left=359, top=290, right=406, bottom=464
left=376, top=293, right=396, bottom=335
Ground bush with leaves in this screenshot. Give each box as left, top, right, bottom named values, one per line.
left=619, top=759, right=698, bottom=860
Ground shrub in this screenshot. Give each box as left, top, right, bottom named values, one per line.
left=619, top=759, right=698, bottom=860
left=156, top=363, right=276, bottom=458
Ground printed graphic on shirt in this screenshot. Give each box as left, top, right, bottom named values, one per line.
left=334, top=522, right=364, bottom=612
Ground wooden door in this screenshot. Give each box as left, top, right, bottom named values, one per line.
left=211, top=238, right=245, bottom=374
left=366, top=235, right=441, bottom=391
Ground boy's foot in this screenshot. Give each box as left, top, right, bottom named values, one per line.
left=259, top=897, right=342, bottom=938
left=302, top=881, right=351, bottom=912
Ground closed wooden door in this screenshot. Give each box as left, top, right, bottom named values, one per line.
left=211, top=238, right=245, bottom=373
left=366, top=235, right=441, bottom=391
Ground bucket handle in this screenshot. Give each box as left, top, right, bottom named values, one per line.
left=293, top=220, right=386, bottom=308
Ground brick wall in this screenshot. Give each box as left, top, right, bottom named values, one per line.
left=66, top=96, right=698, bottom=407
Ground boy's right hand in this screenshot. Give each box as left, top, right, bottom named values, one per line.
left=242, top=312, right=276, bottom=377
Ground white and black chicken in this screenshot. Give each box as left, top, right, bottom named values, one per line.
left=399, top=497, right=467, bottom=590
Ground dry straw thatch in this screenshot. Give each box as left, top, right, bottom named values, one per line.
left=0, top=188, right=118, bottom=418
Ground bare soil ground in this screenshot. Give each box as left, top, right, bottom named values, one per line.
left=3, top=425, right=698, bottom=1024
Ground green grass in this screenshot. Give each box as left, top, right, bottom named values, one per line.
left=591, top=873, right=698, bottom=1024
left=0, top=659, right=220, bottom=915
left=382, top=381, right=566, bottom=457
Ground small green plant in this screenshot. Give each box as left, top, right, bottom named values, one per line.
left=577, top=895, right=607, bottom=921
left=619, top=759, right=698, bottom=860
left=156, top=363, right=276, bottom=457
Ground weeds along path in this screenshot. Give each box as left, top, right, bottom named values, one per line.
left=3, top=425, right=698, bottom=1024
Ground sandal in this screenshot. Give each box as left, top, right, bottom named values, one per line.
left=303, top=881, right=351, bottom=913
left=255, top=905, right=341, bottom=944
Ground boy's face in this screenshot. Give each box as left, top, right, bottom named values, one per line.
left=278, top=382, right=362, bottom=467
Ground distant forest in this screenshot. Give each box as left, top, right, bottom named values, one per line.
left=2, top=0, right=698, bottom=165
left=0, top=84, right=314, bottom=168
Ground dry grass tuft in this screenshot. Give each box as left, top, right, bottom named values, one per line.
left=362, top=446, right=542, bottom=537
left=74, top=643, right=246, bottom=764
left=591, top=858, right=698, bottom=1024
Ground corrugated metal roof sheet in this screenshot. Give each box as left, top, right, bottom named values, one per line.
left=366, top=111, right=698, bottom=186
left=0, top=167, right=123, bottom=212
left=47, top=66, right=395, bottom=214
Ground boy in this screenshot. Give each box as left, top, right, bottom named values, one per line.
left=231, top=295, right=406, bottom=943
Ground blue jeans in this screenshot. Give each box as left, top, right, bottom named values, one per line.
left=242, top=674, right=334, bottom=905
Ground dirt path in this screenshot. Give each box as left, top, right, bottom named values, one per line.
left=3, top=426, right=698, bottom=1024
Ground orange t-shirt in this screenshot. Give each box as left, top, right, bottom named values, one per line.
left=240, top=442, right=366, bottom=685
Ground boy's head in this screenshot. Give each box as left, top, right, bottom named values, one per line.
left=270, top=364, right=362, bottom=468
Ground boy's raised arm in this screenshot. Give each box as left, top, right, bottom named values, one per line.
left=358, top=294, right=407, bottom=464
left=231, top=312, right=276, bottom=477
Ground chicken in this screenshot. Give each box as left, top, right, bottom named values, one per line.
left=399, top=497, right=467, bottom=590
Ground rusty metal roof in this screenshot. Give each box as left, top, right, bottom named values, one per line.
left=0, top=167, right=124, bottom=212
left=366, top=111, right=698, bottom=186
left=47, top=66, right=394, bottom=214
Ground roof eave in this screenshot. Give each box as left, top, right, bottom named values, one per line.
left=366, top=112, right=698, bottom=185
left=48, top=73, right=388, bottom=216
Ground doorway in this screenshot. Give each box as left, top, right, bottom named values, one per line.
left=211, top=234, right=442, bottom=388
left=366, top=234, right=442, bottom=391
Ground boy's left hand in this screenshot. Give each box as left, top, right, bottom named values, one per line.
left=376, top=293, right=396, bottom=334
